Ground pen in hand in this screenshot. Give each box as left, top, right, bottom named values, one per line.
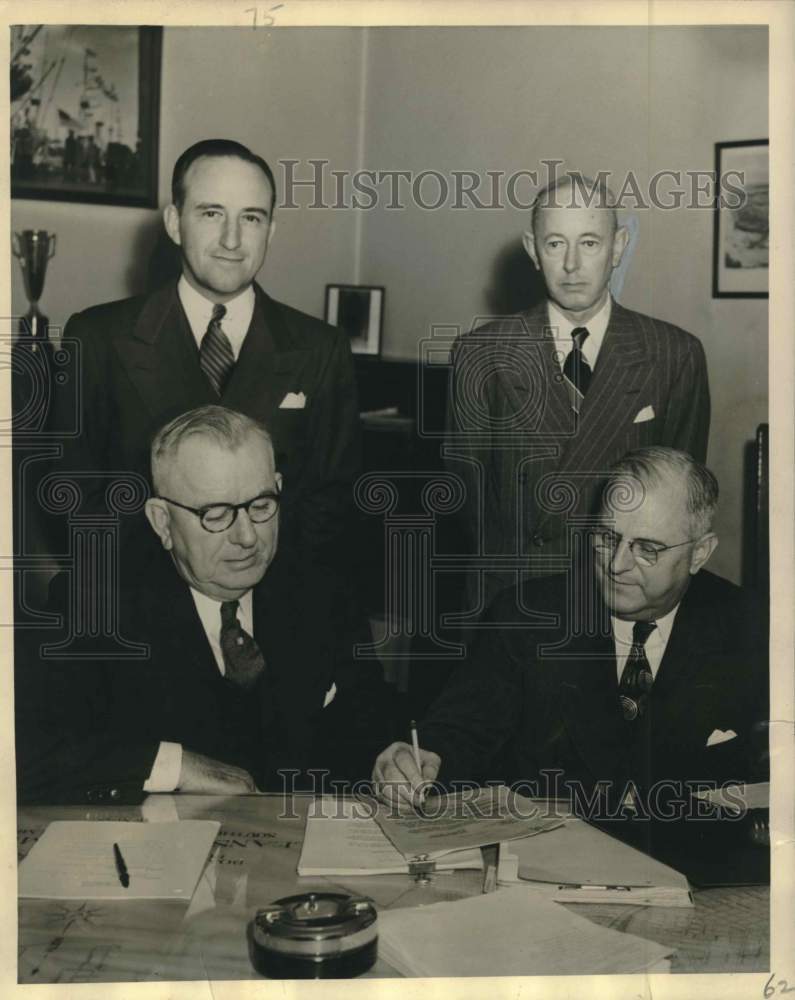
left=410, top=720, right=427, bottom=811
left=113, top=842, right=130, bottom=888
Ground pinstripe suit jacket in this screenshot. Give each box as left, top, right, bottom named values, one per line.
left=444, top=300, right=710, bottom=607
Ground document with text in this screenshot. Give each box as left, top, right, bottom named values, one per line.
left=19, top=820, right=220, bottom=900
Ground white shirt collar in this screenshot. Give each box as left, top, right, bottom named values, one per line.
left=547, top=295, right=612, bottom=369
left=177, top=276, right=255, bottom=360
left=611, top=603, right=679, bottom=649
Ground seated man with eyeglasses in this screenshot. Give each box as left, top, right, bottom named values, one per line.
left=16, top=405, right=390, bottom=803
left=373, top=447, right=768, bottom=826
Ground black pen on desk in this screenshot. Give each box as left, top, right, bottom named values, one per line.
left=113, top=842, right=130, bottom=888
left=410, top=720, right=427, bottom=812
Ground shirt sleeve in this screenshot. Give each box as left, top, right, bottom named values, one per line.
left=142, top=741, right=183, bottom=792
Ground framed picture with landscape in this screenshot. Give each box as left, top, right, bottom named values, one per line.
left=11, top=24, right=162, bottom=208
left=712, top=139, right=768, bottom=298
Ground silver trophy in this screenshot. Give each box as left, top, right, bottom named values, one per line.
left=13, top=229, right=56, bottom=350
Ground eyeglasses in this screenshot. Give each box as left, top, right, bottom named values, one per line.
left=156, top=488, right=281, bottom=533
left=591, top=529, right=697, bottom=567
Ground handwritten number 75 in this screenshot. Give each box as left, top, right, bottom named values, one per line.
left=245, top=5, right=284, bottom=28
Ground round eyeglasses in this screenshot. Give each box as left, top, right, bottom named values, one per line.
left=591, top=529, right=697, bottom=567
left=156, top=489, right=281, bottom=533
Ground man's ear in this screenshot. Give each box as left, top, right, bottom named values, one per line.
left=611, top=225, right=629, bottom=268
left=689, top=532, right=718, bottom=575
left=266, top=218, right=276, bottom=249
left=163, top=204, right=182, bottom=247
left=522, top=229, right=540, bottom=270
left=145, top=497, right=173, bottom=550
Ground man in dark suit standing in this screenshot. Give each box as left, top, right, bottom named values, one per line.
left=52, top=138, right=359, bottom=565
left=17, top=406, right=388, bottom=804
left=445, top=173, right=710, bottom=612
left=373, top=448, right=767, bottom=821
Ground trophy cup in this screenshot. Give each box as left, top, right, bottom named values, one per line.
left=13, top=229, right=57, bottom=351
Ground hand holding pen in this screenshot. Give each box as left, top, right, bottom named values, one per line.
left=371, top=721, right=441, bottom=810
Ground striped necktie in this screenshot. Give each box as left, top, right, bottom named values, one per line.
left=220, top=600, right=266, bottom=690
left=618, top=620, right=657, bottom=721
left=200, top=303, right=235, bottom=396
left=562, top=326, right=592, bottom=414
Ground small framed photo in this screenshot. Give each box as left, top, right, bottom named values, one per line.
left=712, top=139, right=768, bottom=298
left=325, top=284, right=385, bottom=356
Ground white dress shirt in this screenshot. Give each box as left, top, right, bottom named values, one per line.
left=547, top=295, right=612, bottom=373
left=143, top=591, right=254, bottom=792
left=177, top=276, right=255, bottom=360
left=611, top=604, right=680, bottom=684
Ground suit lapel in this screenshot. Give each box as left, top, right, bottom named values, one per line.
left=254, top=558, right=328, bottom=726
left=222, top=285, right=310, bottom=419
left=556, top=303, right=653, bottom=476
left=557, top=626, right=629, bottom=784
left=135, top=547, right=221, bottom=688
left=652, top=574, right=712, bottom=697
left=503, top=302, right=574, bottom=439
left=113, top=282, right=214, bottom=420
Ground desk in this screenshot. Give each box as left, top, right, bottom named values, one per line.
left=17, top=795, right=769, bottom=983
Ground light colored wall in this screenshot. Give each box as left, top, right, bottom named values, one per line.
left=358, top=26, right=768, bottom=583
left=11, top=26, right=767, bottom=583
left=11, top=27, right=366, bottom=328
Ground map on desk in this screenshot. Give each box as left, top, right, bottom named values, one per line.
left=18, top=820, right=220, bottom=900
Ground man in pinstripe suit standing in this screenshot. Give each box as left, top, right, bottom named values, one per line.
left=445, top=173, right=710, bottom=614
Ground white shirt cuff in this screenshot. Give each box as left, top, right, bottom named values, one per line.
left=143, top=741, right=183, bottom=792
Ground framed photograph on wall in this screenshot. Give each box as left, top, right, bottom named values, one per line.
left=325, top=284, right=385, bottom=356
left=712, top=139, right=768, bottom=298
left=11, top=25, right=162, bottom=208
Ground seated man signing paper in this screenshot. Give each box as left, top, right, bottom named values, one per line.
left=373, top=448, right=768, bottom=821
left=17, top=406, right=389, bottom=803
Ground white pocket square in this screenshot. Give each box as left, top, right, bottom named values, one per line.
left=633, top=405, right=655, bottom=423
left=322, top=682, right=337, bottom=709
left=279, top=391, right=306, bottom=409
left=706, top=728, right=737, bottom=747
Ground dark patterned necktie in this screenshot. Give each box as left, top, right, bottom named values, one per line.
left=200, top=303, right=235, bottom=396
left=220, top=600, right=265, bottom=690
left=562, top=326, right=592, bottom=414
left=618, top=620, right=657, bottom=721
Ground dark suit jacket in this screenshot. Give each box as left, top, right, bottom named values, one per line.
left=15, top=545, right=392, bottom=804
left=52, top=281, right=361, bottom=562
left=445, top=300, right=710, bottom=604
left=421, top=569, right=767, bottom=808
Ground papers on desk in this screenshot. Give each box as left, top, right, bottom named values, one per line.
left=498, top=818, right=693, bottom=908
left=377, top=887, right=674, bottom=977
left=298, top=798, right=483, bottom=875
left=18, top=820, right=220, bottom=900
left=298, top=789, right=563, bottom=876
left=373, top=785, right=565, bottom=859
left=694, top=781, right=769, bottom=813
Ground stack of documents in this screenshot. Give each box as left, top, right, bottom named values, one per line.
left=19, top=820, right=220, bottom=901
left=297, top=789, right=563, bottom=876
left=498, top=817, right=693, bottom=907
left=377, top=887, right=673, bottom=977
left=298, top=798, right=483, bottom=875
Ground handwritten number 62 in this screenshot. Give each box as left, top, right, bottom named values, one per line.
left=764, top=973, right=795, bottom=997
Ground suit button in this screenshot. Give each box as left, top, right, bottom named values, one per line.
left=532, top=532, right=545, bottom=548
